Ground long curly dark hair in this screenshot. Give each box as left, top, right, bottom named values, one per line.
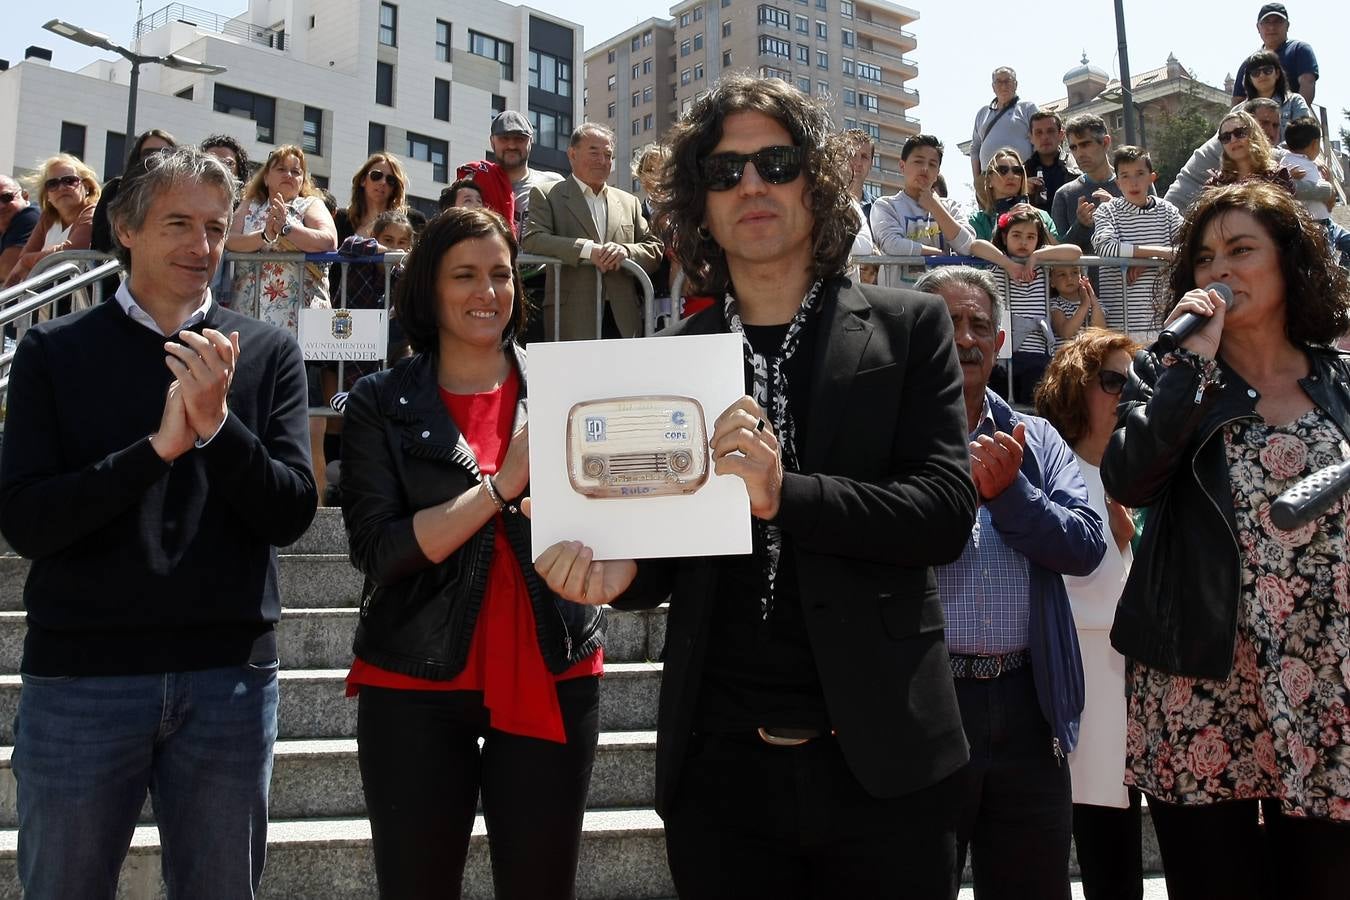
left=1161, top=181, right=1350, bottom=346
left=648, top=74, right=854, bottom=296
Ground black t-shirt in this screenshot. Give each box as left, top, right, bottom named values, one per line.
left=694, top=310, right=831, bottom=733
left=1, top=205, right=40, bottom=253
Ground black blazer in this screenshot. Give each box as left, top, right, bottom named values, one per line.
left=615, top=278, right=977, bottom=815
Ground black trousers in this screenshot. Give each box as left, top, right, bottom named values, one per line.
left=1073, top=788, right=1144, bottom=900
left=664, top=731, right=961, bottom=899
left=355, top=677, right=600, bottom=900
left=952, top=667, right=1073, bottom=900
left=1148, top=795, right=1350, bottom=900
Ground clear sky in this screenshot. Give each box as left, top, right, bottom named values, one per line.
left=7, top=0, right=1344, bottom=200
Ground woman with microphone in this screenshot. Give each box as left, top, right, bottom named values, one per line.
left=1102, top=180, right=1350, bottom=899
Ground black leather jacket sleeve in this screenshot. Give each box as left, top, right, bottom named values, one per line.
left=340, top=375, right=436, bottom=586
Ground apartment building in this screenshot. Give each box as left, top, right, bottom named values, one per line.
left=0, top=0, right=583, bottom=218
left=584, top=0, right=920, bottom=200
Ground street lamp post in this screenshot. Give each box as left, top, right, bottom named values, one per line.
left=42, top=19, right=226, bottom=142
left=1112, top=0, right=1138, bottom=146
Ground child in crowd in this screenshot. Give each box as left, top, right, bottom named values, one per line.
left=1283, top=117, right=1350, bottom=265
left=1049, top=264, right=1107, bottom=349
left=440, top=178, right=485, bottom=211
left=1092, top=146, right=1183, bottom=341
left=990, top=207, right=1082, bottom=402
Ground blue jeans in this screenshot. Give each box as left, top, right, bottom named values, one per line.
left=12, top=662, right=280, bottom=900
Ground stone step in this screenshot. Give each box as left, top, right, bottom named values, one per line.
left=0, top=555, right=365, bottom=613
left=0, top=606, right=666, bottom=675
left=0, top=731, right=658, bottom=829
left=280, top=507, right=348, bottom=556
left=0, top=662, right=664, bottom=745
left=0, top=808, right=676, bottom=900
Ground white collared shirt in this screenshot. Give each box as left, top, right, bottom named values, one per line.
left=572, top=175, right=609, bottom=259
left=116, top=281, right=225, bottom=448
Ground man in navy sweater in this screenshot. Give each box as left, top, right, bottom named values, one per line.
left=0, top=147, right=317, bottom=898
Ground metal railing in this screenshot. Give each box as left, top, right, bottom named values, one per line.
left=136, top=3, right=286, bottom=50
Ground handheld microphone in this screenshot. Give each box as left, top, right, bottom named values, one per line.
left=1154, top=283, right=1233, bottom=354
left=1269, top=458, right=1350, bottom=531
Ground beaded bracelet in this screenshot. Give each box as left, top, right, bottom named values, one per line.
left=481, top=475, right=507, bottom=512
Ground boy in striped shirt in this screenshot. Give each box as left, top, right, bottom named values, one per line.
left=1091, top=146, right=1183, bottom=342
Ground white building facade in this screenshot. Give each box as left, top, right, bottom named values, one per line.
left=0, top=0, right=583, bottom=216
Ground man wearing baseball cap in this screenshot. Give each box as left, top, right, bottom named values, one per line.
left=1232, top=4, right=1319, bottom=105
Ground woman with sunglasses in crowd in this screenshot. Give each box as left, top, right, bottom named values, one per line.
left=340, top=207, right=604, bottom=899
left=968, top=148, right=1059, bottom=243
left=1206, top=111, right=1294, bottom=194
left=3, top=154, right=101, bottom=290
left=1035, top=328, right=1145, bottom=900
left=1102, top=180, right=1350, bottom=899
left=86, top=128, right=177, bottom=299
left=1239, top=50, right=1310, bottom=142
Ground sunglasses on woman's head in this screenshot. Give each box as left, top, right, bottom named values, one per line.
left=700, top=146, right=803, bottom=191
left=367, top=170, right=400, bottom=186
left=1097, top=370, right=1128, bottom=395
left=993, top=164, right=1024, bottom=177
left=44, top=175, right=83, bottom=191
left=1218, top=127, right=1250, bottom=144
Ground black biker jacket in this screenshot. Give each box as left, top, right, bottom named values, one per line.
left=1102, top=345, right=1350, bottom=679
left=340, top=348, right=604, bottom=680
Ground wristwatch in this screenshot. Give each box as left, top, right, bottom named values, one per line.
left=281, top=221, right=293, bottom=237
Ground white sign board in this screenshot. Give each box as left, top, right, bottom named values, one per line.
left=298, top=308, right=388, bottom=361
left=527, top=333, right=752, bottom=561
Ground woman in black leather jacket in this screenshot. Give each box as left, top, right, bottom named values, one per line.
left=339, top=207, right=604, bottom=899
left=1102, top=181, right=1350, bottom=899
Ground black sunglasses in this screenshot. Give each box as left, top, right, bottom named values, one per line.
left=993, top=164, right=1025, bottom=177
left=1250, top=65, right=1278, bottom=78
left=700, top=146, right=803, bottom=191
left=367, top=170, right=401, bottom=186
left=0, top=192, right=18, bottom=203
left=1097, top=370, right=1127, bottom=395
left=44, top=175, right=83, bottom=191
left=1218, top=127, right=1250, bottom=144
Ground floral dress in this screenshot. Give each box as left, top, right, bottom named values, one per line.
left=1124, top=408, right=1350, bottom=821
left=228, top=195, right=330, bottom=336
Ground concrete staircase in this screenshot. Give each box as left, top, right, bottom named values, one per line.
left=0, top=508, right=676, bottom=899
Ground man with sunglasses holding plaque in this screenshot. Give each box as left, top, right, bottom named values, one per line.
left=533, top=74, right=978, bottom=897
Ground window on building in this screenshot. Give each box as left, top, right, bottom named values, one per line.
left=840, top=0, right=854, bottom=14
left=436, top=20, right=450, bottom=61
left=796, top=76, right=811, bottom=93
left=693, top=32, right=703, bottom=50
left=843, top=117, right=857, bottom=129
left=841, top=57, right=855, bottom=76
left=859, top=92, right=878, bottom=112
left=175, top=86, right=193, bottom=100
left=722, top=51, right=732, bottom=66
left=758, top=5, right=791, bottom=28
left=795, top=15, right=808, bottom=32
left=469, top=30, right=514, bottom=80
left=607, top=49, right=615, bottom=63
left=379, top=3, right=397, bottom=47
left=368, top=122, right=385, bottom=155
left=721, top=0, right=730, bottom=7
left=862, top=121, right=879, bottom=139
left=103, top=131, right=126, bottom=179
left=644, top=113, right=653, bottom=130
left=303, top=105, right=323, bottom=154
left=214, top=84, right=276, bottom=142
left=816, top=0, right=827, bottom=8
left=696, top=5, right=707, bottom=17
left=857, top=61, right=881, bottom=82
left=631, top=35, right=641, bottom=51
left=682, top=97, right=694, bottom=114
left=863, top=180, right=881, bottom=201
left=817, top=50, right=828, bottom=69
left=796, top=44, right=809, bottom=63
left=722, top=20, right=732, bottom=37
left=680, top=12, right=691, bottom=27
left=694, top=62, right=705, bottom=79
left=632, top=63, right=640, bottom=79
left=375, top=61, right=394, bottom=106
left=841, top=28, right=854, bottom=47
left=681, top=39, right=690, bottom=56
left=642, top=30, right=653, bottom=46
left=632, top=118, right=642, bottom=136
left=843, top=88, right=855, bottom=106
left=816, top=20, right=827, bottom=38
left=607, top=101, right=616, bottom=117
left=406, top=131, right=449, bottom=182
left=643, top=57, right=653, bottom=74
left=632, top=91, right=641, bottom=108
left=608, top=74, right=616, bottom=90
left=434, top=79, right=450, bottom=121
left=492, top=94, right=506, bottom=118
left=529, top=49, right=572, bottom=97
left=530, top=109, right=571, bottom=150
left=643, top=85, right=653, bottom=103
left=681, top=68, right=692, bottom=85
left=817, top=81, right=829, bottom=97
left=759, top=36, right=791, bottom=58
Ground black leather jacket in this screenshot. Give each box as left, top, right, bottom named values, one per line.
left=339, top=348, right=604, bottom=679
left=1102, top=345, right=1350, bottom=679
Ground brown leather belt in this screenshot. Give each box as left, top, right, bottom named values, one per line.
left=756, top=726, right=831, bottom=747
left=949, top=648, right=1030, bottom=680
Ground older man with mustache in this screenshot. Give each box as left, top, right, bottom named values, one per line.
left=915, top=266, right=1105, bottom=900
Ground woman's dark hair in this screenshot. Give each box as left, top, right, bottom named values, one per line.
left=992, top=207, right=1049, bottom=255
left=1034, top=328, right=1141, bottom=446
left=201, top=133, right=250, bottom=180
left=1162, top=181, right=1350, bottom=345
left=648, top=73, right=854, bottom=296
left=1241, top=50, right=1289, bottom=101
left=394, top=207, right=526, bottom=353
left=124, top=129, right=177, bottom=180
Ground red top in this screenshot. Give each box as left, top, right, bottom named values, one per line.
left=346, top=367, right=602, bottom=743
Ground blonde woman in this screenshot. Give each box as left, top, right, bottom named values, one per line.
left=1206, top=110, right=1292, bottom=191
left=3, top=154, right=100, bottom=288
left=968, top=148, right=1059, bottom=242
